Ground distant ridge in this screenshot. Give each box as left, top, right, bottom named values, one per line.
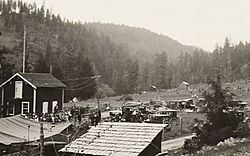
left=84, top=22, right=197, bottom=62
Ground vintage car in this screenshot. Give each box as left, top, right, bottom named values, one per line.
left=121, top=101, right=146, bottom=122
left=150, top=99, right=166, bottom=110
left=109, top=110, right=122, bottom=122
left=146, top=109, right=179, bottom=126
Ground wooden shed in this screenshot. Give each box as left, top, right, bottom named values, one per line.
left=60, top=122, right=167, bottom=156
left=0, top=73, right=66, bottom=117
left=178, top=81, right=189, bottom=90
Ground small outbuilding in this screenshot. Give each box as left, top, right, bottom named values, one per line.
left=0, top=73, right=66, bottom=117
left=60, top=122, right=167, bottom=156
left=178, top=81, right=189, bottom=90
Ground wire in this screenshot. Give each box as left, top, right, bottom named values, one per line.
left=65, top=80, right=96, bottom=91
left=70, top=127, right=80, bottom=142
left=150, top=142, right=161, bottom=151
left=61, top=76, right=94, bottom=82
left=50, top=136, right=59, bottom=156
left=65, top=79, right=95, bottom=89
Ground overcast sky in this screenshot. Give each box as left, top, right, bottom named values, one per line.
left=24, top=0, right=250, bottom=51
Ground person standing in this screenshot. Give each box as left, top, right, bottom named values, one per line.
left=90, top=112, right=94, bottom=126
left=54, top=104, right=59, bottom=113
left=98, top=110, right=101, bottom=123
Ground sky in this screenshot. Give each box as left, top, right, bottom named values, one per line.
left=24, top=0, right=250, bottom=52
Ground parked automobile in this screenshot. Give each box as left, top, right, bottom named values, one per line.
left=121, top=101, right=146, bottom=122
left=109, top=110, right=122, bottom=122
left=146, top=109, right=179, bottom=127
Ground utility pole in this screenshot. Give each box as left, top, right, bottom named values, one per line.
left=91, top=75, right=101, bottom=110
left=27, top=125, right=30, bottom=155
left=22, top=25, right=26, bottom=73
left=40, top=123, right=44, bottom=156
left=180, top=117, right=183, bottom=135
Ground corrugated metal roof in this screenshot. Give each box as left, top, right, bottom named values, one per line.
left=60, top=122, right=166, bottom=156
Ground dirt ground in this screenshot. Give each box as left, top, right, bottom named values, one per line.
left=63, top=81, right=249, bottom=144
left=64, top=89, right=195, bottom=110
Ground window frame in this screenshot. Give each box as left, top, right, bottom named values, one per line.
left=42, top=101, right=49, bottom=114
left=15, top=81, right=23, bottom=98
left=21, top=102, right=29, bottom=115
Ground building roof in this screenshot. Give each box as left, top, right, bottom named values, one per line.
left=0, top=73, right=66, bottom=88
left=181, top=81, right=189, bottom=86
left=0, top=115, right=71, bottom=145
left=60, top=122, right=167, bottom=156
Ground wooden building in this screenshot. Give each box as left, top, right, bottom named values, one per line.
left=178, top=81, right=189, bottom=90
left=60, top=122, right=167, bottom=156
left=0, top=73, right=66, bottom=117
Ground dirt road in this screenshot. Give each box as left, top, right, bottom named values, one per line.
left=162, top=135, right=195, bottom=151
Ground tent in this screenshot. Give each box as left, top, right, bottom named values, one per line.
left=0, top=115, right=71, bottom=145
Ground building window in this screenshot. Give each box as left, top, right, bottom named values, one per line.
left=42, top=102, right=48, bottom=114
left=15, top=81, right=23, bottom=98
left=22, top=102, right=29, bottom=115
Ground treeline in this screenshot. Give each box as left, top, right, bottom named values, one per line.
left=138, top=49, right=211, bottom=90
left=0, top=0, right=138, bottom=100
left=0, top=0, right=250, bottom=100
left=139, top=38, right=250, bottom=91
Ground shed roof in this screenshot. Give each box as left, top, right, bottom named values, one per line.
left=0, top=73, right=66, bottom=88
left=60, top=122, right=166, bottom=156
left=181, top=81, right=189, bottom=86
left=0, top=115, right=71, bottom=145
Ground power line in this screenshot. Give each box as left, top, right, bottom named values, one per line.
left=27, top=76, right=95, bottom=82
left=60, top=76, right=94, bottom=82
left=65, top=79, right=95, bottom=89
left=65, top=80, right=96, bottom=91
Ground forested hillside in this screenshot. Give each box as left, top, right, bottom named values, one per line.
left=0, top=0, right=250, bottom=101
left=85, top=23, right=196, bottom=62
left=0, top=0, right=137, bottom=100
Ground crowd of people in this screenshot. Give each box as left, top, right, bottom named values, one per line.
left=20, top=103, right=103, bottom=127
left=21, top=108, right=71, bottom=124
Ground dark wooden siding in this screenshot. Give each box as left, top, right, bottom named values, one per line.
left=36, top=87, right=63, bottom=115
left=139, top=130, right=162, bottom=156
left=3, top=75, right=33, bottom=117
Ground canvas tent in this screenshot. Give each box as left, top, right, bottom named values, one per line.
left=0, top=115, right=71, bottom=145
left=60, top=122, right=167, bottom=156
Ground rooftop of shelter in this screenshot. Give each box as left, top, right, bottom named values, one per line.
left=60, top=122, right=167, bottom=156
left=0, top=115, right=71, bottom=145
left=0, top=73, right=66, bottom=88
